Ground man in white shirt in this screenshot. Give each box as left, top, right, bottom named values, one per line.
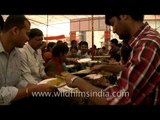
left=18, top=28, right=49, bottom=87
left=0, top=15, right=56, bottom=105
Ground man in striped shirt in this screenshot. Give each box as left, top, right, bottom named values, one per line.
left=62, top=14, right=160, bottom=105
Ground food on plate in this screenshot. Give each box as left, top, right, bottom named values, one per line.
left=66, top=64, right=75, bottom=68
left=47, top=79, right=60, bottom=86
left=39, top=77, right=66, bottom=87
left=77, top=58, right=91, bottom=63
left=83, top=74, right=110, bottom=88
left=84, top=74, right=103, bottom=80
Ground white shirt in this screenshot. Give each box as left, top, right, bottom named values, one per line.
left=77, top=50, right=90, bottom=58
left=0, top=41, right=20, bottom=105
left=18, top=42, right=46, bottom=87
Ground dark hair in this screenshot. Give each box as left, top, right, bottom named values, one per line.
left=78, top=41, right=88, bottom=47
left=52, top=43, right=69, bottom=57
left=70, top=45, right=78, bottom=51
left=111, top=53, right=121, bottom=62
left=105, top=14, right=144, bottom=25
left=56, top=40, right=63, bottom=45
left=3, top=15, right=30, bottom=32
left=47, top=42, right=56, bottom=51
left=111, top=38, right=118, bottom=46
left=102, top=46, right=106, bottom=50
left=118, top=43, right=122, bottom=48
left=71, top=40, right=77, bottom=45
left=0, top=15, right=4, bottom=30
left=28, top=28, right=43, bottom=39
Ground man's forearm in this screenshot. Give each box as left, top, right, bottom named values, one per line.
left=102, top=64, right=125, bottom=73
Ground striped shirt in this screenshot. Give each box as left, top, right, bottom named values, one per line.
left=103, top=22, right=160, bottom=105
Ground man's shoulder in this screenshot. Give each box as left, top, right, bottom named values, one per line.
left=142, top=31, right=160, bottom=47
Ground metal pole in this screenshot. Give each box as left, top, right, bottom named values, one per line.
left=46, top=15, right=49, bottom=43
left=91, top=15, right=94, bottom=60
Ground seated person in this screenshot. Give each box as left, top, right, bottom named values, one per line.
left=108, top=53, right=121, bottom=65
left=99, top=46, right=109, bottom=56
left=88, top=45, right=97, bottom=56
left=77, top=41, right=90, bottom=58
left=70, top=39, right=78, bottom=47
left=120, top=42, right=132, bottom=64
left=67, top=45, right=80, bottom=64
left=45, top=43, right=69, bottom=77
left=67, top=45, right=79, bottom=58
left=0, top=15, right=57, bottom=105
left=43, top=42, right=56, bottom=64
left=18, top=28, right=49, bottom=87
left=109, top=38, right=120, bottom=58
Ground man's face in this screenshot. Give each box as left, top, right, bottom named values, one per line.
left=14, top=20, right=30, bottom=48
left=30, top=36, right=44, bottom=50
left=79, top=44, right=88, bottom=53
left=109, top=15, right=131, bottom=42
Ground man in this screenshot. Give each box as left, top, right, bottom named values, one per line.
left=61, top=14, right=160, bottom=105
left=0, top=15, right=56, bottom=105
left=109, top=38, right=120, bottom=59
left=18, top=28, right=49, bottom=87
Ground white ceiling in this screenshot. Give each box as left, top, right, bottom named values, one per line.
left=2, top=15, right=105, bottom=36
left=2, top=15, right=105, bottom=26
left=2, top=15, right=160, bottom=36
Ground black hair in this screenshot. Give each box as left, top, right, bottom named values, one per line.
left=70, top=45, right=78, bottom=51
left=111, top=53, right=121, bottom=62
left=105, top=14, right=144, bottom=25
left=0, top=15, right=4, bottom=30
left=3, top=15, right=30, bottom=32
left=102, top=46, right=106, bottom=50
left=56, top=40, right=63, bottom=45
left=47, top=42, right=56, bottom=51
left=71, top=40, right=77, bottom=45
left=111, top=38, right=118, bottom=46
left=52, top=43, right=69, bottom=57
left=78, top=41, right=88, bottom=47
left=28, top=28, right=43, bottom=39
left=118, top=43, right=122, bottom=48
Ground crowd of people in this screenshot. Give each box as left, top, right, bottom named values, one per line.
left=0, top=14, right=159, bottom=105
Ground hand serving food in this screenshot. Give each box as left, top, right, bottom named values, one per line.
left=38, top=77, right=66, bottom=88
left=61, top=72, right=79, bottom=88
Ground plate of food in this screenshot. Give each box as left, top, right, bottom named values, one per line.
left=38, top=77, right=66, bottom=88
left=83, top=74, right=110, bottom=88
left=66, top=64, right=75, bottom=68
left=71, top=69, right=91, bottom=77
left=77, top=58, right=91, bottom=63
left=84, top=74, right=103, bottom=80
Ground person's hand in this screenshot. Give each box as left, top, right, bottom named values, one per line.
left=61, top=72, right=78, bottom=88
left=32, top=84, right=58, bottom=92
left=90, top=64, right=104, bottom=72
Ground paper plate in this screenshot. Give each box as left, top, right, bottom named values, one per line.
left=38, top=78, right=66, bottom=88
left=77, top=58, right=91, bottom=63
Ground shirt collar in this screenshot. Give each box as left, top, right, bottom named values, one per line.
left=0, top=41, right=16, bottom=55
left=128, top=22, right=150, bottom=48
left=0, top=41, right=5, bottom=53
left=26, top=42, right=37, bottom=54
